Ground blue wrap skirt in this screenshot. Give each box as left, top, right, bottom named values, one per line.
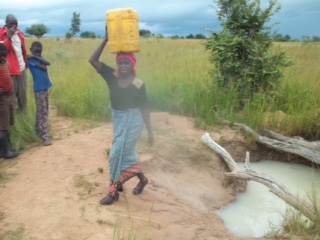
left=109, top=106, right=144, bottom=181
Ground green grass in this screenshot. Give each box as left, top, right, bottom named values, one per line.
left=73, top=174, right=95, bottom=196
left=19, top=38, right=320, bottom=142
left=111, top=193, right=153, bottom=240
left=282, top=186, right=320, bottom=239
left=0, top=226, right=26, bottom=240
left=0, top=160, right=17, bottom=184
left=265, top=183, right=320, bottom=239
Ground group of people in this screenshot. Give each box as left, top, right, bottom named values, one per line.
left=0, top=14, right=154, bottom=205
left=0, top=14, right=53, bottom=160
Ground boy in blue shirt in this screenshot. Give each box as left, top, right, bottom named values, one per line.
left=27, top=41, right=52, bottom=146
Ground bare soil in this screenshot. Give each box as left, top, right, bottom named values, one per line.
left=0, top=109, right=282, bottom=240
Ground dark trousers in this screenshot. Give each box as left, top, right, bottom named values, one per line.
left=0, top=93, right=14, bottom=131
left=11, top=69, right=27, bottom=112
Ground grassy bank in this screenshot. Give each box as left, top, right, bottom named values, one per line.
left=14, top=38, right=320, bottom=144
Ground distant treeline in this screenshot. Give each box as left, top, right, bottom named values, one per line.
left=272, top=33, right=320, bottom=42
left=24, top=24, right=320, bottom=42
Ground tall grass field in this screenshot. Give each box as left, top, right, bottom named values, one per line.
left=7, top=37, right=320, bottom=239
left=13, top=38, right=320, bottom=147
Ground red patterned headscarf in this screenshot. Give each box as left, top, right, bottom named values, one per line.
left=116, top=52, right=137, bottom=76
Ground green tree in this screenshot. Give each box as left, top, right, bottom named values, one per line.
left=139, top=29, right=151, bottom=37
left=170, top=35, right=180, bottom=39
left=283, top=34, right=291, bottom=42
left=65, top=32, right=72, bottom=41
left=312, top=36, right=320, bottom=42
left=195, top=34, right=206, bottom=39
left=25, top=24, right=50, bottom=39
left=186, top=34, right=194, bottom=39
left=273, top=33, right=291, bottom=42
left=80, top=31, right=96, bottom=39
left=205, top=0, right=292, bottom=102
left=70, top=12, right=81, bottom=37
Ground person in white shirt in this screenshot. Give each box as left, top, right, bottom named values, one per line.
left=0, top=14, right=28, bottom=112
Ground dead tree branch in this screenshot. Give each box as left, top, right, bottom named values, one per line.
left=201, top=132, right=317, bottom=222
left=225, top=121, right=320, bottom=165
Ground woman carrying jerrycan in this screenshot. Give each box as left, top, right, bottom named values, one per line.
left=89, top=8, right=154, bottom=205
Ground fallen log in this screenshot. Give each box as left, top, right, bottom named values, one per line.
left=201, top=132, right=317, bottom=222
left=225, top=121, right=320, bottom=165
left=263, top=129, right=320, bottom=153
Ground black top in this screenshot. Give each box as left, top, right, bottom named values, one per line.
left=99, top=63, right=147, bottom=110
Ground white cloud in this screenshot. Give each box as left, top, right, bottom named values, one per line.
left=0, top=0, right=318, bottom=39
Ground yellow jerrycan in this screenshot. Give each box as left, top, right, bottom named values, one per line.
left=106, top=8, right=140, bottom=54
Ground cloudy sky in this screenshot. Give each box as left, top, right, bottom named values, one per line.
left=1, top=0, right=319, bottom=39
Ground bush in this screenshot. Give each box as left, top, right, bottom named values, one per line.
left=205, top=0, right=293, bottom=103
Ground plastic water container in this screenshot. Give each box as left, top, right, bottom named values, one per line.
left=106, top=8, right=140, bottom=54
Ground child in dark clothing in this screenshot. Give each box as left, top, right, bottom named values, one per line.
left=27, top=41, right=52, bottom=146
left=0, top=43, right=19, bottom=159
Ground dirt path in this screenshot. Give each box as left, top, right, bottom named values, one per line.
left=0, top=110, right=270, bottom=240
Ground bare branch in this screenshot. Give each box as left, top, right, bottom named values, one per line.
left=201, top=132, right=317, bottom=222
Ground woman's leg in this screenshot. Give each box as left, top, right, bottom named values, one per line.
left=117, top=165, right=148, bottom=195
left=99, top=181, right=120, bottom=205
left=133, top=172, right=148, bottom=195
left=117, top=164, right=144, bottom=191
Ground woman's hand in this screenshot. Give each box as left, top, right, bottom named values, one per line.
left=147, top=131, right=154, bottom=147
